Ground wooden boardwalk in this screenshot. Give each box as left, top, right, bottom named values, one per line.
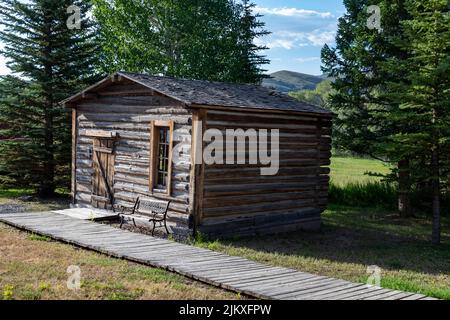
left=0, top=211, right=435, bottom=300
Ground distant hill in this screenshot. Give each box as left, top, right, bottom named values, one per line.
left=262, top=70, right=326, bottom=93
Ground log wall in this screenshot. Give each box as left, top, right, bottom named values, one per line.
left=198, top=109, right=332, bottom=237
left=73, top=81, right=193, bottom=230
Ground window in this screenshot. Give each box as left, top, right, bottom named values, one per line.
left=156, top=127, right=170, bottom=188
left=150, top=120, right=173, bottom=195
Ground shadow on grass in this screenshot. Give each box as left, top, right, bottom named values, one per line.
left=207, top=205, right=450, bottom=277
left=0, top=188, right=70, bottom=212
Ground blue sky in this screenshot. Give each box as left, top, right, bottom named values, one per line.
left=254, top=0, right=345, bottom=75
left=0, top=0, right=344, bottom=76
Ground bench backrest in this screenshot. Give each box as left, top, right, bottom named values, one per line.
left=135, top=198, right=170, bottom=217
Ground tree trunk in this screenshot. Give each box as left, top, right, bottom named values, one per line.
left=431, top=148, right=441, bottom=245
left=398, top=159, right=412, bottom=217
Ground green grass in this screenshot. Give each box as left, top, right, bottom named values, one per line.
left=0, top=188, right=34, bottom=199
left=0, top=224, right=236, bottom=300
left=330, top=156, right=391, bottom=186
left=195, top=204, right=450, bottom=299
left=329, top=156, right=396, bottom=208
left=193, top=156, right=450, bottom=299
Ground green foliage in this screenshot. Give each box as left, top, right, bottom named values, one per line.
left=2, top=285, right=14, bottom=300
left=321, top=0, right=408, bottom=158
left=289, top=80, right=334, bottom=108
left=322, top=0, right=449, bottom=242
left=93, top=0, right=269, bottom=84
left=329, top=181, right=397, bottom=209
left=0, top=0, right=101, bottom=196
left=28, top=233, right=51, bottom=242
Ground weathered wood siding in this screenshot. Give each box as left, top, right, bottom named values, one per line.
left=73, top=81, right=192, bottom=228
left=198, top=109, right=332, bottom=237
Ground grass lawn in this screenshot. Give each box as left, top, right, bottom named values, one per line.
left=330, top=156, right=391, bottom=186
left=196, top=204, right=450, bottom=300
left=195, top=156, right=449, bottom=300
left=1, top=156, right=448, bottom=300
left=0, top=223, right=238, bottom=300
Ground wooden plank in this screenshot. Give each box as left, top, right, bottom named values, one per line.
left=93, top=146, right=113, bottom=154
left=359, top=289, right=407, bottom=300
left=310, top=285, right=379, bottom=300
left=287, top=282, right=364, bottom=300
left=228, top=272, right=315, bottom=288
left=383, top=292, right=417, bottom=300
left=211, top=267, right=291, bottom=282
left=272, top=280, right=351, bottom=299
left=193, top=109, right=206, bottom=229
left=85, top=129, right=118, bottom=138
left=72, top=109, right=77, bottom=204
left=260, top=277, right=338, bottom=297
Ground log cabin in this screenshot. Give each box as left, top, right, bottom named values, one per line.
left=62, top=72, right=333, bottom=238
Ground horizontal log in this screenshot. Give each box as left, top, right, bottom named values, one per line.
left=206, top=109, right=330, bottom=123
left=203, top=198, right=319, bottom=217
left=203, top=191, right=327, bottom=208
left=208, top=125, right=331, bottom=136
left=113, top=182, right=189, bottom=203
left=84, top=129, right=119, bottom=138
left=93, top=146, right=113, bottom=154
left=78, top=95, right=181, bottom=107
left=204, top=166, right=330, bottom=178
left=204, top=184, right=328, bottom=198
left=78, top=114, right=191, bottom=125
left=75, top=182, right=91, bottom=194
left=75, top=191, right=91, bottom=203
left=200, top=207, right=321, bottom=227
left=77, top=103, right=188, bottom=114
left=207, top=120, right=318, bottom=130
left=78, top=111, right=191, bottom=124
left=205, top=158, right=331, bottom=169
left=91, top=195, right=110, bottom=203
left=204, top=174, right=323, bottom=185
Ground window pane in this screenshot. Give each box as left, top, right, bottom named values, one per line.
left=156, top=126, right=170, bottom=188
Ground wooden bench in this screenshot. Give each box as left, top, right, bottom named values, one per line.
left=119, top=197, right=171, bottom=235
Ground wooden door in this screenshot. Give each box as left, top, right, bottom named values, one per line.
left=91, top=138, right=115, bottom=210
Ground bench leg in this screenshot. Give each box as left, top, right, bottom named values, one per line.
left=164, top=219, right=169, bottom=234
left=151, top=220, right=156, bottom=236
left=119, top=216, right=124, bottom=228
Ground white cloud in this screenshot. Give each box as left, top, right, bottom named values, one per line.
left=266, top=39, right=296, bottom=50
left=295, top=57, right=320, bottom=63
left=260, top=29, right=336, bottom=50
left=305, top=31, right=336, bottom=46
left=255, top=6, right=333, bottom=19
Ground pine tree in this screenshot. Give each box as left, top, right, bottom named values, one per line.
left=93, top=0, right=270, bottom=84
left=232, top=0, right=270, bottom=84
left=0, top=0, right=100, bottom=196
left=321, top=0, right=414, bottom=216
left=383, top=0, right=450, bottom=244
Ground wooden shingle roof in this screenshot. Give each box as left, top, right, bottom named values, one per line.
left=63, top=72, right=332, bottom=116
